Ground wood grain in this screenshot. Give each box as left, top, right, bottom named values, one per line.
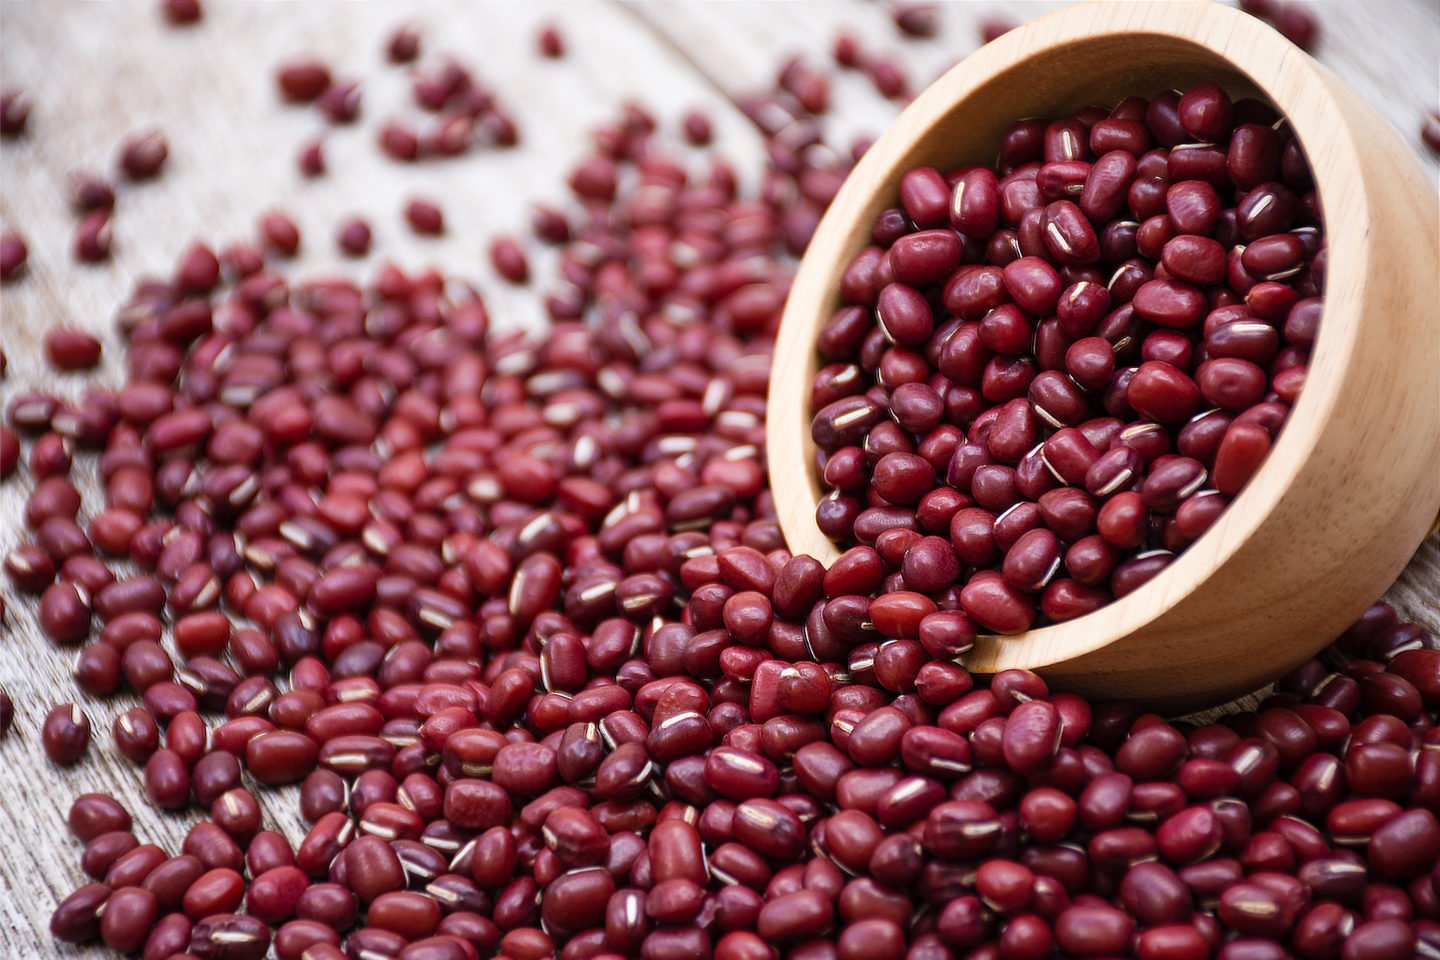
left=0, top=0, right=1436, bottom=953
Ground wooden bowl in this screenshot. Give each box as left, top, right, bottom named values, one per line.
left=767, top=0, right=1440, bottom=711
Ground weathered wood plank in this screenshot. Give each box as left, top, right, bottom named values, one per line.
left=0, top=0, right=1436, bottom=952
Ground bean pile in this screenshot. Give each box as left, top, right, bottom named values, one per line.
left=810, top=82, right=1323, bottom=633
left=2, top=10, right=1439, bottom=960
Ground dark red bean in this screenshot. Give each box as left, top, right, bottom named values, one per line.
left=757, top=888, right=834, bottom=942
left=43, top=702, right=91, bottom=764
left=276, top=59, right=331, bottom=102
left=50, top=882, right=111, bottom=943
left=145, top=749, right=190, bottom=809
left=445, top=778, right=514, bottom=830
left=1041, top=200, right=1100, bottom=265
left=45, top=328, right=104, bottom=370
left=959, top=576, right=1036, bottom=634
left=118, top=129, right=168, bottom=180
left=0, top=230, right=26, bottom=281
left=183, top=868, right=245, bottom=919
left=101, top=886, right=158, bottom=953
left=69, top=794, right=132, bottom=842
left=1368, top=809, right=1440, bottom=879
left=189, top=914, right=271, bottom=959
left=40, top=581, right=92, bottom=644
left=144, top=856, right=205, bottom=913
left=490, top=236, right=530, bottom=284
left=246, top=730, right=319, bottom=785
left=337, top=218, right=372, bottom=257
left=296, top=883, right=357, bottom=930
left=368, top=890, right=443, bottom=940
left=876, top=283, right=935, bottom=346
left=1272, top=4, right=1319, bottom=49
left=1127, top=360, right=1202, bottom=424
left=406, top=198, right=446, bottom=235
left=0, top=89, right=31, bottom=137
left=161, top=0, right=203, bottom=24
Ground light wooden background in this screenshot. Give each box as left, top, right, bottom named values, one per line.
left=1, top=1, right=1436, bottom=954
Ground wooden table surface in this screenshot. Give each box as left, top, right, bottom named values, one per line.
left=1, top=0, right=1437, bottom=953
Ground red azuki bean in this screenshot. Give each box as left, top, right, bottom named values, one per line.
left=949, top=168, right=1001, bottom=239
left=445, top=779, right=514, bottom=830
left=40, top=582, right=92, bottom=644
left=732, top=798, right=805, bottom=861
left=189, top=914, right=271, bottom=959
left=1421, top=111, right=1440, bottom=154
left=118, top=129, right=168, bottom=180
left=925, top=800, right=1003, bottom=861
left=0, top=230, right=27, bottom=281
left=142, top=856, right=205, bottom=915
left=757, top=889, right=834, bottom=942
left=1271, top=4, right=1319, bottom=49
left=336, top=217, right=371, bottom=256
left=103, top=843, right=166, bottom=888
left=0, top=89, right=31, bottom=137
left=161, top=0, right=203, bottom=24
left=1127, top=360, right=1202, bottom=424
left=144, top=749, right=190, bottom=809
left=1156, top=804, right=1223, bottom=864
left=0, top=428, right=18, bottom=478
left=1133, top=279, right=1207, bottom=329
left=1018, top=787, right=1076, bottom=844
left=406, top=198, right=446, bottom=235
left=144, top=911, right=193, bottom=960
left=68, top=794, right=132, bottom=843
left=276, top=59, right=331, bottom=102
left=183, top=868, right=245, bottom=919
left=1368, top=809, right=1440, bottom=879
left=81, top=832, right=139, bottom=882
left=295, top=883, right=357, bottom=931
left=959, top=576, right=1036, bottom=634
left=50, top=882, right=111, bottom=943
left=896, top=167, right=947, bottom=228
left=1220, top=883, right=1298, bottom=939
left=1212, top=422, right=1272, bottom=496
left=1002, top=701, right=1063, bottom=775
left=45, top=328, right=104, bottom=371
left=1075, top=151, right=1132, bottom=222
left=344, top=835, right=407, bottom=903
left=1055, top=904, right=1134, bottom=955
left=490, top=236, right=530, bottom=284
left=1178, top=82, right=1233, bottom=141
left=1197, top=358, right=1267, bottom=412
left=246, top=730, right=319, bottom=785
left=1162, top=234, right=1226, bottom=286
left=368, top=890, right=443, bottom=940
left=244, top=829, right=295, bottom=880
left=1041, top=200, right=1100, bottom=265
left=273, top=919, right=341, bottom=959
left=876, top=283, right=935, bottom=346
left=100, top=886, right=158, bottom=953
left=386, top=23, right=421, bottom=61
left=43, top=703, right=91, bottom=764
left=112, top=707, right=160, bottom=764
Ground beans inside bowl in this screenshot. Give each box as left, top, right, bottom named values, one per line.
left=810, top=82, right=1321, bottom=636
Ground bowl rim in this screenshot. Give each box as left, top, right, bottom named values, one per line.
left=766, top=0, right=1361, bottom=671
